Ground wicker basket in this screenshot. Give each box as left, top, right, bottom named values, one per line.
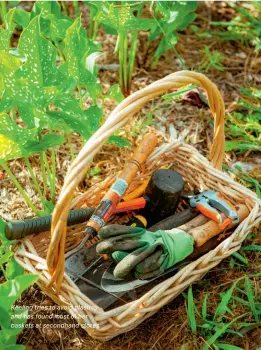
left=14, top=71, right=261, bottom=341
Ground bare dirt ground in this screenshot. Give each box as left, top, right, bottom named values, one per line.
left=4, top=2, right=260, bottom=349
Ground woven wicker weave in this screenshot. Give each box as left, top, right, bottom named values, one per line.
left=14, top=71, right=261, bottom=341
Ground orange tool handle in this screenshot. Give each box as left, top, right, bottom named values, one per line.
left=115, top=197, right=147, bottom=213
left=188, top=204, right=249, bottom=247
left=196, top=203, right=221, bottom=223
left=84, top=134, right=158, bottom=236
left=120, top=134, right=158, bottom=184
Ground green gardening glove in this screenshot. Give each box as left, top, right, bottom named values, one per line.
left=96, top=224, right=194, bottom=279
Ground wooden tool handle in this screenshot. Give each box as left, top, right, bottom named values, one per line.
left=121, top=133, right=158, bottom=183
left=189, top=204, right=249, bottom=247
left=178, top=214, right=209, bottom=232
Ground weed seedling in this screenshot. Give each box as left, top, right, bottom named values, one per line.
left=200, top=46, right=226, bottom=72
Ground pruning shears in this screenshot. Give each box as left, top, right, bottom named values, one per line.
left=183, top=190, right=239, bottom=229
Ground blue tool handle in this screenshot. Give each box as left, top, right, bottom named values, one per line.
left=209, top=196, right=239, bottom=222
left=5, top=208, right=95, bottom=240
left=190, top=197, right=223, bottom=224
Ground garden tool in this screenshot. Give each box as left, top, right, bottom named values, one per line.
left=98, top=204, right=249, bottom=282
left=65, top=215, right=147, bottom=309
left=65, top=133, right=158, bottom=259
left=5, top=204, right=147, bottom=240
left=182, top=190, right=239, bottom=230
left=5, top=208, right=95, bottom=240
left=113, top=169, right=184, bottom=224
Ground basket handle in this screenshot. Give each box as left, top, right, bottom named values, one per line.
left=46, top=71, right=226, bottom=291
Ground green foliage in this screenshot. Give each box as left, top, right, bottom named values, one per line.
left=0, top=1, right=129, bottom=214
left=88, top=1, right=197, bottom=94
left=64, top=17, right=101, bottom=102
left=149, top=1, right=197, bottom=65
left=0, top=218, right=39, bottom=350
left=200, top=46, right=226, bottom=72
left=211, top=2, right=261, bottom=52
left=225, top=165, right=261, bottom=199
left=225, top=87, right=261, bottom=153
left=186, top=276, right=261, bottom=348
left=187, top=286, right=197, bottom=333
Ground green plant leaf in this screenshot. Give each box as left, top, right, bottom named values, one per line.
left=225, top=141, right=260, bottom=152
left=187, top=286, right=197, bottom=333
left=216, top=343, right=243, bottom=350
left=32, top=0, right=62, bottom=18
left=5, top=257, right=24, bottom=280
left=232, top=252, right=248, bottom=265
left=0, top=27, right=13, bottom=50
left=206, top=314, right=247, bottom=347
left=0, top=306, right=11, bottom=329
left=23, top=134, right=65, bottom=153
left=64, top=17, right=99, bottom=100
left=0, top=244, right=12, bottom=265
left=152, top=32, right=178, bottom=62
left=47, top=111, right=91, bottom=139
left=107, top=135, right=131, bottom=148
left=6, top=8, right=31, bottom=29
left=0, top=134, right=23, bottom=163
left=241, top=245, right=261, bottom=251
left=0, top=114, right=40, bottom=162
left=214, top=281, right=238, bottom=320
left=99, top=5, right=140, bottom=32
left=202, top=292, right=210, bottom=320
left=0, top=274, right=39, bottom=311
left=54, top=93, right=84, bottom=118
left=18, top=15, right=57, bottom=85
left=82, top=105, right=103, bottom=135
left=106, top=84, right=125, bottom=102
left=245, top=277, right=259, bottom=323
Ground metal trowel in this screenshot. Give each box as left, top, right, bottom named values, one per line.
left=65, top=244, right=137, bottom=310
left=101, top=262, right=182, bottom=293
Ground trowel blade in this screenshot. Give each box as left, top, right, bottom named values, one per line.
left=101, top=263, right=181, bottom=293
left=65, top=244, right=100, bottom=282
left=65, top=244, right=136, bottom=309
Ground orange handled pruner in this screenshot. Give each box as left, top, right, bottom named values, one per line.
left=183, top=190, right=239, bottom=230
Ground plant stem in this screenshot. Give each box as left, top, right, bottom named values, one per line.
left=42, top=152, right=55, bottom=204
left=88, top=6, right=94, bottom=38
left=92, top=20, right=99, bottom=40
left=0, top=2, right=7, bottom=28
left=78, top=85, right=83, bottom=110
left=74, top=1, right=80, bottom=18
left=118, top=32, right=124, bottom=94
left=61, top=1, right=68, bottom=16
left=40, top=152, right=48, bottom=197
left=50, top=148, right=56, bottom=204
left=0, top=265, right=7, bottom=280
left=24, top=157, right=46, bottom=208
left=173, top=47, right=186, bottom=70
left=55, top=42, right=65, bottom=63
left=128, top=31, right=138, bottom=93
left=66, top=131, right=75, bottom=160
left=1, top=162, right=42, bottom=216
left=123, top=34, right=128, bottom=95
